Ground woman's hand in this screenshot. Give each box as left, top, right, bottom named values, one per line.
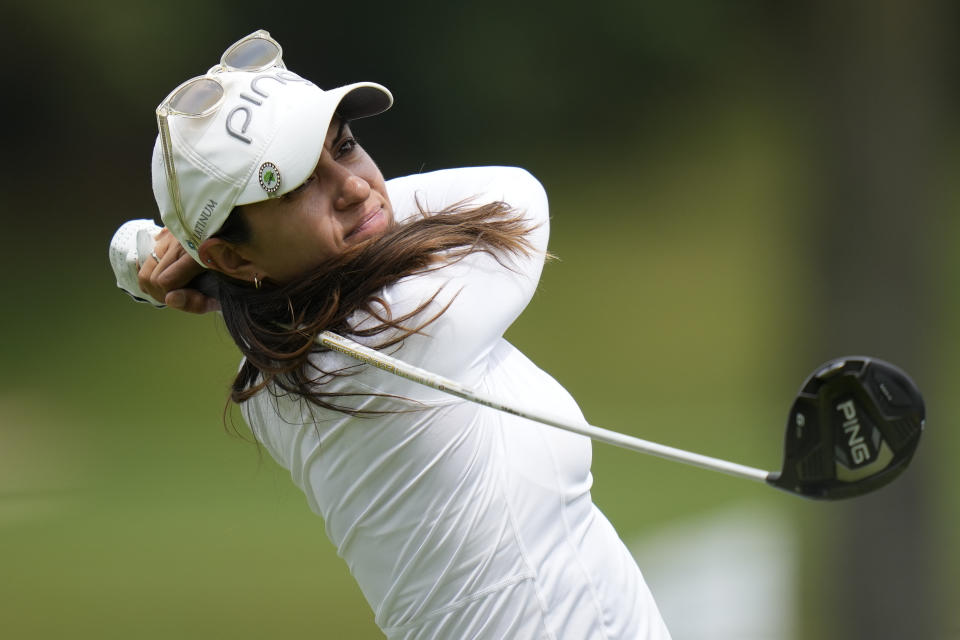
left=137, top=228, right=220, bottom=314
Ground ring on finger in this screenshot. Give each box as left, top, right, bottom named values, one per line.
left=150, top=250, right=161, bottom=263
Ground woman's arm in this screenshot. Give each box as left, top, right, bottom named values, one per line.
left=111, top=167, right=543, bottom=315
left=364, top=166, right=550, bottom=384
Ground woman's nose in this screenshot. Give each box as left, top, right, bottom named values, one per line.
left=334, top=174, right=371, bottom=210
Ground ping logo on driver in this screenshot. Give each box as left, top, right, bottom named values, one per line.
left=836, top=399, right=873, bottom=466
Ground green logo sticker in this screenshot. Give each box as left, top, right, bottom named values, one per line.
left=259, top=162, right=281, bottom=195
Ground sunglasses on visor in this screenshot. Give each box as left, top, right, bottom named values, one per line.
left=155, top=29, right=285, bottom=249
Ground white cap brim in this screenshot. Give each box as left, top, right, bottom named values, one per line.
left=234, top=81, right=392, bottom=207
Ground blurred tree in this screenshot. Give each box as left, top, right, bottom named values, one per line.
left=797, top=0, right=949, bottom=638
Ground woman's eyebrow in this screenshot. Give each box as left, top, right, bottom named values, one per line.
left=333, top=119, right=350, bottom=144
left=323, top=120, right=350, bottom=151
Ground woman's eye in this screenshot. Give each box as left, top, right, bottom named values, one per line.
left=336, top=137, right=358, bottom=158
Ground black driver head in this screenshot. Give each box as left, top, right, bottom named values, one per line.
left=767, top=356, right=924, bottom=500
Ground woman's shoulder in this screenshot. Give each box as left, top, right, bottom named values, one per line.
left=386, top=166, right=545, bottom=222
left=386, top=166, right=542, bottom=191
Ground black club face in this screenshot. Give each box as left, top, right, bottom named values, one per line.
left=767, top=357, right=925, bottom=500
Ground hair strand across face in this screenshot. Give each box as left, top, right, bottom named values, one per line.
left=214, top=200, right=545, bottom=414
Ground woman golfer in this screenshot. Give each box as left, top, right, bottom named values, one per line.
left=121, top=29, right=671, bottom=640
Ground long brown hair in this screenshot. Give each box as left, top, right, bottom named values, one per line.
left=212, top=200, right=539, bottom=414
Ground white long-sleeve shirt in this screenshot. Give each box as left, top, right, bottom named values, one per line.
left=242, top=167, right=671, bottom=639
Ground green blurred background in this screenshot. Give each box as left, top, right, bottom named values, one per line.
left=4, top=1, right=958, bottom=638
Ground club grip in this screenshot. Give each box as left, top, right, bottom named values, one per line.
left=189, top=271, right=220, bottom=300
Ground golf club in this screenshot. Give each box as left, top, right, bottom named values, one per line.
left=319, top=332, right=924, bottom=500
left=113, top=225, right=926, bottom=500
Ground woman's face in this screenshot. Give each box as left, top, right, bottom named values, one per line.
left=201, top=118, right=394, bottom=284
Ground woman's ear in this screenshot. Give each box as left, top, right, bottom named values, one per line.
left=198, top=238, right=256, bottom=280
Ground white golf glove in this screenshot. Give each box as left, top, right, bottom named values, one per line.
left=108, top=219, right=166, bottom=307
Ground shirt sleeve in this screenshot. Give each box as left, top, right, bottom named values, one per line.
left=355, top=166, right=550, bottom=387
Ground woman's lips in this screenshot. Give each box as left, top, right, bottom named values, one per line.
left=346, top=206, right=385, bottom=241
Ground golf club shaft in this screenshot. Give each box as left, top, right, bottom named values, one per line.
left=319, top=331, right=772, bottom=484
